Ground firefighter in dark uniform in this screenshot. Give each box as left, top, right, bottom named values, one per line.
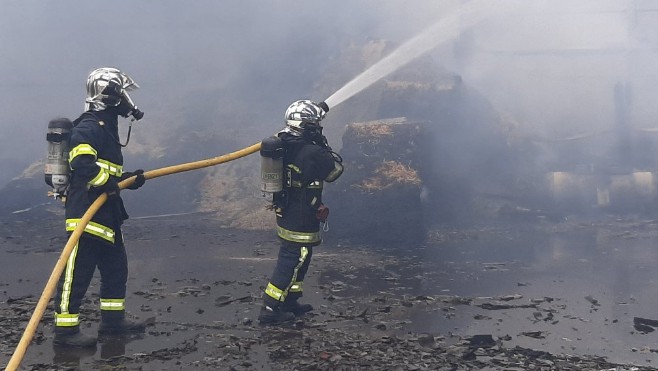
left=53, top=67, right=147, bottom=347
left=258, top=100, right=343, bottom=324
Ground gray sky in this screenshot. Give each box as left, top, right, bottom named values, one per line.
left=3, top=0, right=658, bottom=182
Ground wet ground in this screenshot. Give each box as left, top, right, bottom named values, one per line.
left=2, top=213, right=658, bottom=369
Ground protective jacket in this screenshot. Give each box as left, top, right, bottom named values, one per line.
left=65, top=109, right=128, bottom=244
left=273, top=132, right=337, bottom=246
left=263, top=131, right=339, bottom=307
left=55, top=108, right=132, bottom=328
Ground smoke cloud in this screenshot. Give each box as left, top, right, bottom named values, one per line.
left=0, top=1, right=451, bottom=184
left=2, top=0, right=657, bottom=194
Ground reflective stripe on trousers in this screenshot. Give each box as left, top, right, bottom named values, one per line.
left=55, top=241, right=81, bottom=327
left=265, top=246, right=309, bottom=302
left=100, top=298, right=125, bottom=311
left=54, top=313, right=80, bottom=327
left=54, top=234, right=128, bottom=327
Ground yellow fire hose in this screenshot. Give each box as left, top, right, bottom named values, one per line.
left=5, top=142, right=262, bottom=371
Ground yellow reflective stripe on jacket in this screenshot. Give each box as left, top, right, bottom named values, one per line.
left=89, top=167, right=110, bottom=186
left=66, top=219, right=115, bottom=243
left=287, top=163, right=323, bottom=188
left=100, top=298, right=125, bottom=311
left=54, top=313, right=80, bottom=327
left=69, top=143, right=97, bottom=163
left=287, top=163, right=301, bottom=174
left=69, top=143, right=123, bottom=186
left=265, top=282, right=284, bottom=301
left=96, top=159, right=123, bottom=177
left=290, top=180, right=324, bottom=189
left=276, top=226, right=320, bottom=244
left=88, top=159, right=122, bottom=187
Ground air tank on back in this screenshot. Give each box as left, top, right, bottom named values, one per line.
left=260, top=135, right=285, bottom=193
left=45, top=117, right=73, bottom=198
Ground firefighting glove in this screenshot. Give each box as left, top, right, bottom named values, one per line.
left=99, top=178, right=121, bottom=200
left=120, top=169, right=146, bottom=190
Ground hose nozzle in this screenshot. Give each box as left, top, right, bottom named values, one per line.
left=317, top=101, right=329, bottom=113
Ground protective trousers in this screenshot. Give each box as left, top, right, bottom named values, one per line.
left=264, top=242, right=313, bottom=307
left=54, top=233, right=128, bottom=327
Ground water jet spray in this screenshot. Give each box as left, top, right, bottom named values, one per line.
left=324, top=0, right=518, bottom=111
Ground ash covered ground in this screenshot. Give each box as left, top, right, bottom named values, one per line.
left=2, top=213, right=658, bottom=370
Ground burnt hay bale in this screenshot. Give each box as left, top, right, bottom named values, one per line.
left=326, top=118, right=426, bottom=246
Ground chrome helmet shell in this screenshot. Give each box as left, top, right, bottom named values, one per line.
left=284, top=100, right=328, bottom=134
left=85, top=67, right=139, bottom=112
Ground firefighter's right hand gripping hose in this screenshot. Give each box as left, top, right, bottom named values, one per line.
left=121, top=169, right=146, bottom=190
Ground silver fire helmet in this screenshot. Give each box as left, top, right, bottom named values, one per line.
left=85, top=67, right=139, bottom=112
left=284, top=100, right=328, bottom=134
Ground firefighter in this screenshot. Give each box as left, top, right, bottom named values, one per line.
left=258, top=100, right=344, bottom=325
left=53, top=67, right=147, bottom=347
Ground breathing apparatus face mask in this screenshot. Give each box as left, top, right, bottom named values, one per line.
left=99, top=82, right=144, bottom=121
left=117, top=90, right=144, bottom=120
left=303, top=123, right=322, bottom=135
left=302, top=123, right=328, bottom=147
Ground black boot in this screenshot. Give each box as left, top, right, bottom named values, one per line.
left=258, top=305, right=296, bottom=325
left=53, top=326, right=97, bottom=348
left=281, top=300, right=314, bottom=316
left=99, top=310, right=147, bottom=335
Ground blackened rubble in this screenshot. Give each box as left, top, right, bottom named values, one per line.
left=5, top=302, right=657, bottom=371
left=2, top=216, right=658, bottom=370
